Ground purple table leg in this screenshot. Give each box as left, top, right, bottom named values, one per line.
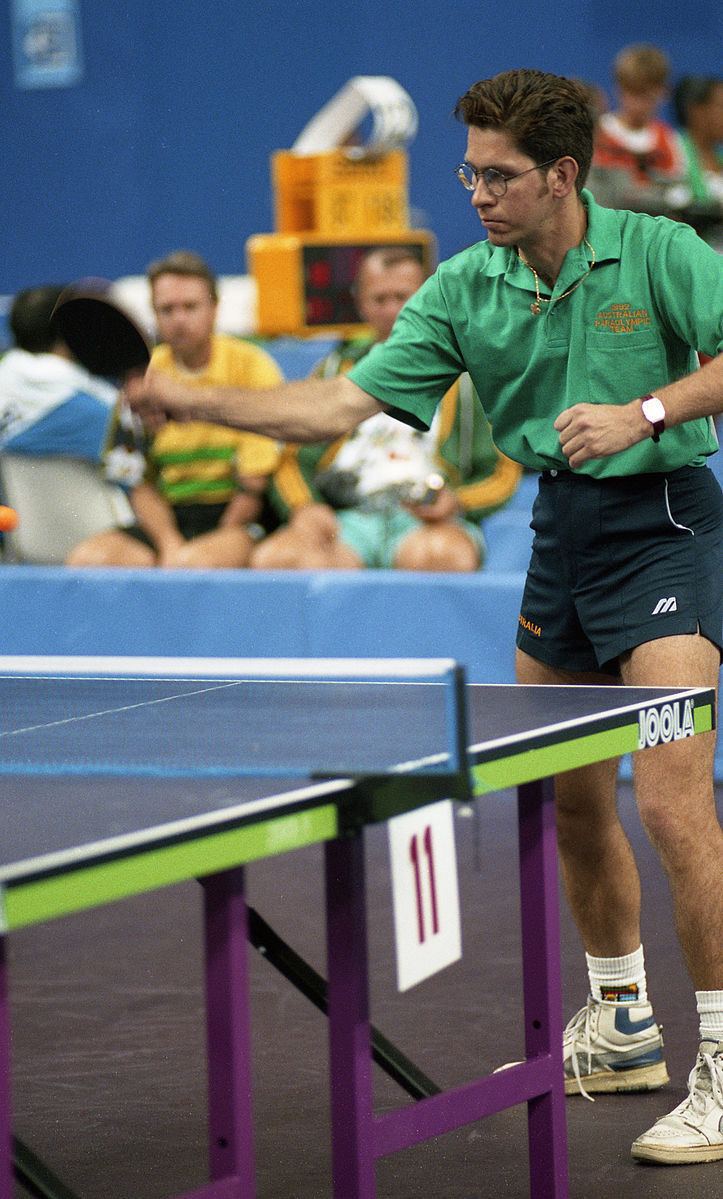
left=325, top=835, right=377, bottom=1199
left=202, top=868, right=256, bottom=1197
left=518, top=778, right=569, bottom=1199
left=0, top=940, right=13, bottom=1199
left=323, top=781, right=568, bottom=1199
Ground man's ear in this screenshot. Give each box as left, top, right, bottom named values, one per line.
left=550, top=156, right=580, bottom=198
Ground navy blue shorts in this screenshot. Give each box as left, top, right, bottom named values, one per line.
left=516, top=465, right=723, bottom=674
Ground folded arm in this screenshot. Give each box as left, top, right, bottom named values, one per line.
left=555, top=353, right=723, bottom=467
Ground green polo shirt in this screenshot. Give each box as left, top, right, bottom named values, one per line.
left=348, top=190, right=721, bottom=477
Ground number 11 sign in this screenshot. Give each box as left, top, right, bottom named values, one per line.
left=388, top=799, right=462, bottom=992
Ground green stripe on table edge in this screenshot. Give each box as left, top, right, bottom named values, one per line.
left=694, top=703, right=714, bottom=734
left=471, top=704, right=713, bottom=794
left=2, top=804, right=338, bottom=931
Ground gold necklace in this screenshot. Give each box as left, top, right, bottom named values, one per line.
left=519, top=238, right=596, bottom=315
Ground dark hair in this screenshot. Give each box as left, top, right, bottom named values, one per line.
left=146, top=250, right=218, bottom=301
left=454, top=68, right=595, bottom=193
left=9, top=285, right=66, bottom=353
left=672, top=75, right=721, bottom=127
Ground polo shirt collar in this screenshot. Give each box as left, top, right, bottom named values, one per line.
left=480, top=188, right=622, bottom=283
left=583, top=189, right=622, bottom=263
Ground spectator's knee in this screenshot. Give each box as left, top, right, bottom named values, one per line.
left=395, top=525, right=480, bottom=571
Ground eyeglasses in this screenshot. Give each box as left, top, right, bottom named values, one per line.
left=454, top=157, right=559, bottom=197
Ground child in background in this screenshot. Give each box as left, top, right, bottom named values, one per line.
left=590, top=44, right=684, bottom=212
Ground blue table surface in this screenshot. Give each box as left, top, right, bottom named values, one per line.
left=1, top=676, right=707, bottom=872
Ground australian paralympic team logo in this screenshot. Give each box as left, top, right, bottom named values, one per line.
left=594, top=303, right=652, bottom=334
left=637, top=698, right=695, bottom=749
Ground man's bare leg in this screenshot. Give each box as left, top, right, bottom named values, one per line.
left=621, top=634, right=723, bottom=1164
left=620, top=633, right=721, bottom=989
left=515, top=648, right=641, bottom=955
left=515, top=648, right=672, bottom=1098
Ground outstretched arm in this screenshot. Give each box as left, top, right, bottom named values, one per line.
left=555, top=354, right=723, bottom=467
left=126, top=369, right=385, bottom=444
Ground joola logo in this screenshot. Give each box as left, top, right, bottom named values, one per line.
left=652, top=597, right=677, bottom=615
left=637, top=699, right=695, bottom=749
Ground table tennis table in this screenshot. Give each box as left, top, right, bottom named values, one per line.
left=0, top=655, right=716, bottom=1199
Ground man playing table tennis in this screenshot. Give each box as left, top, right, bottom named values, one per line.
left=129, top=67, right=723, bottom=1168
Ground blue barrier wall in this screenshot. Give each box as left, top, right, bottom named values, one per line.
left=2, top=0, right=720, bottom=292
left=0, top=568, right=523, bottom=679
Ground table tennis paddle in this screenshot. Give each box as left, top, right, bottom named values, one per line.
left=52, top=281, right=152, bottom=380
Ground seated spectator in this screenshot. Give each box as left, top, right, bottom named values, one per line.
left=68, top=251, right=283, bottom=569
left=0, top=285, right=117, bottom=460
left=589, top=44, right=685, bottom=213
left=670, top=75, right=723, bottom=247
left=250, top=248, right=521, bottom=572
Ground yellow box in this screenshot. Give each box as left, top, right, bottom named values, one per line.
left=247, top=230, right=437, bottom=337
left=272, top=149, right=409, bottom=236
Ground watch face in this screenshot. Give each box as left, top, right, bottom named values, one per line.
left=642, top=396, right=665, bottom=424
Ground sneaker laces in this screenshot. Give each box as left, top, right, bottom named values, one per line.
left=563, top=999, right=596, bottom=1102
left=681, top=1047, right=723, bottom=1119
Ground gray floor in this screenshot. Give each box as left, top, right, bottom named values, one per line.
left=8, top=783, right=723, bottom=1199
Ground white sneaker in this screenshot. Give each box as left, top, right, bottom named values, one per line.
left=631, top=1040, right=723, bottom=1164
left=564, top=997, right=669, bottom=1098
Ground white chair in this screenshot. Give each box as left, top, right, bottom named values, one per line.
left=0, top=453, right=133, bottom=565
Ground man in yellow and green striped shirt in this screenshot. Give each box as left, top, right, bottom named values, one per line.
left=68, top=251, right=282, bottom=568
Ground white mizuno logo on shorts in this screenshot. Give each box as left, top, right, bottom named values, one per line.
left=652, top=597, right=677, bottom=615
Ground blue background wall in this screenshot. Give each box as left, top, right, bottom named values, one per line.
left=2, top=0, right=721, bottom=293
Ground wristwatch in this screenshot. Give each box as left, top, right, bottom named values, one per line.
left=641, top=394, right=666, bottom=442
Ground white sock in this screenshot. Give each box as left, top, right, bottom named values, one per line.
left=696, top=990, right=723, bottom=1044
left=586, top=945, right=648, bottom=1004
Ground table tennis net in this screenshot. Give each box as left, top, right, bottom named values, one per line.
left=1, top=671, right=467, bottom=780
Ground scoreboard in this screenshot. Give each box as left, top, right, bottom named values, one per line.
left=247, top=144, right=435, bottom=337
left=247, top=230, right=436, bottom=338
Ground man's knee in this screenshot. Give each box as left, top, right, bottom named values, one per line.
left=66, top=532, right=153, bottom=568
left=394, top=524, right=479, bottom=571
left=250, top=534, right=301, bottom=569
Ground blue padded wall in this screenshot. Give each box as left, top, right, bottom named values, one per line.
left=0, top=567, right=522, bottom=679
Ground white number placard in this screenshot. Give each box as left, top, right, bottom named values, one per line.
left=388, top=799, right=462, bottom=992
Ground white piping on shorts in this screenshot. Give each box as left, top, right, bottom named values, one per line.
left=664, top=479, right=694, bottom=535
